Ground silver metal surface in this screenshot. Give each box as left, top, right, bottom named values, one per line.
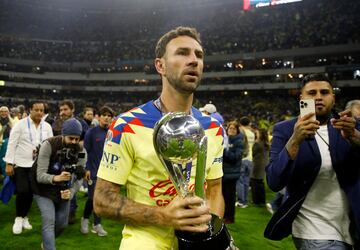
left=153, top=112, right=207, bottom=198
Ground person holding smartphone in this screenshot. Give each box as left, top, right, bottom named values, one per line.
left=264, top=73, right=360, bottom=249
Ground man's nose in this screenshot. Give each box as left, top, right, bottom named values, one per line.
left=187, top=52, right=199, bottom=66
left=314, top=92, right=323, bottom=99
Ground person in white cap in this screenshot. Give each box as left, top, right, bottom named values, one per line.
left=200, top=103, right=224, bottom=125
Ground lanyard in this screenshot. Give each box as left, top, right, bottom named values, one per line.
left=27, top=117, right=43, bottom=146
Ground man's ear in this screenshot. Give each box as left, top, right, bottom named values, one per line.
left=155, top=58, right=165, bottom=75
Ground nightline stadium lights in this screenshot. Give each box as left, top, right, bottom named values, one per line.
left=354, top=70, right=360, bottom=79
left=235, top=63, right=244, bottom=69
left=243, top=0, right=303, bottom=10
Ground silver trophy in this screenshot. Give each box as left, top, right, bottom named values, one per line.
left=153, top=112, right=207, bottom=198
left=153, top=112, right=232, bottom=250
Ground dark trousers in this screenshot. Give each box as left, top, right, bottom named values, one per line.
left=250, top=178, right=265, bottom=205
left=222, top=178, right=237, bottom=223
left=14, top=167, right=33, bottom=217
left=83, top=179, right=101, bottom=225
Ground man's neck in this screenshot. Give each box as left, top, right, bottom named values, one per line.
left=30, top=116, right=41, bottom=127
left=160, top=85, right=193, bottom=114
left=99, top=124, right=108, bottom=129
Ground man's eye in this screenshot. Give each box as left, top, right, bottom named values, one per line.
left=177, top=51, right=187, bottom=55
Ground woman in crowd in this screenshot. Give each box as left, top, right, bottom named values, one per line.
left=222, top=121, right=244, bottom=224
left=250, top=128, right=270, bottom=205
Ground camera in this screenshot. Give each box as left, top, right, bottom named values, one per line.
left=63, top=164, right=86, bottom=180
left=58, top=146, right=82, bottom=165
left=57, top=145, right=86, bottom=180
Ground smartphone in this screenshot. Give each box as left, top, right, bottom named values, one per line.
left=331, top=108, right=340, bottom=119
left=299, top=99, right=316, bottom=121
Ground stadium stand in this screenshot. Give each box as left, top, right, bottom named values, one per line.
left=0, top=0, right=359, bottom=123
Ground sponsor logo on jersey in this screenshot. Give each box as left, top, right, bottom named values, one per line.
left=212, top=156, right=223, bottom=164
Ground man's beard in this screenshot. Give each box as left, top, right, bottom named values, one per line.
left=316, top=112, right=332, bottom=125
left=64, top=142, right=80, bottom=152
left=167, top=75, right=201, bottom=95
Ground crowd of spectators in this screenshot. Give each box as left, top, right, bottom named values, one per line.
left=0, top=0, right=359, bottom=64
left=0, top=89, right=354, bottom=130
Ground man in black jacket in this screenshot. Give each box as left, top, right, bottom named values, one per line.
left=32, top=118, right=87, bottom=250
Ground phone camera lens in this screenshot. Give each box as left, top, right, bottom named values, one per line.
left=300, top=105, right=304, bottom=108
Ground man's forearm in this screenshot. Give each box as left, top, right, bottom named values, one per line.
left=206, top=178, right=224, bottom=218
left=285, top=135, right=300, bottom=160
left=94, top=178, right=163, bottom=226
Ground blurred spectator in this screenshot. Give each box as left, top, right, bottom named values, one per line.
left=43, top=102, right=55, bottom=126
left=10, top=107, right=20, bottom=124
left=222, top=121, right=244, bottom=224
left=79, top=107, right=95, bottom=133
left=81, top=106, right=114, bottom=236
left=0, top=106, right=13, bottom=145
left=266, top=188, right=286, bottom=215
left=17, top=105, right=27, bottom=119
left=250, top=128, right=270, bottom=205
left=200, top=103, right=224, bottom=125
left=345, top=99, right=360, bottom=118
left=52, top=100, right=75, bottom=136
left=236, top=116, right=255, bottom=208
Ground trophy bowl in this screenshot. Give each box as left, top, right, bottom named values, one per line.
left=154, top=112, right=205, bottom=164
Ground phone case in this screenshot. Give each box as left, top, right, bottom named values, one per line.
left=299, top=99, right=316, bottom=120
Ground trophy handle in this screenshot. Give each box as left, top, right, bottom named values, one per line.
left=194, top=136, right=207, bottom=199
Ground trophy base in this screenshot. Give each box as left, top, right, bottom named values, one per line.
left=175, top=214, right=231, bottom=250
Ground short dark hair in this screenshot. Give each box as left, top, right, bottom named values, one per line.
left=29, top=101, right=44, bottom=110
left=99, top=106, right=115, bottom=117
left=301, top=73, right=333, bottom=88
left=83, top=107, right=94, bottom=114
left=59, top=100, right=75, bottom=110
left=155, top=26, right=202, bottom=58
left=239, top=116, right=251, bottom=126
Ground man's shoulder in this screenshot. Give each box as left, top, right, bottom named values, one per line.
left=193, top=108, right=224, bottom=138
left=113, top=100, right=162, bottom=129
left=274, top=118, right=297, bottom=129
left=105, top=101, right=161, bottom=145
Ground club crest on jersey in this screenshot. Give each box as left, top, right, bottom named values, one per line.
left=105, top=130, right=113, bottom=145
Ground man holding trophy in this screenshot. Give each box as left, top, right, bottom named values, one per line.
left=94, top=26, right=233, bottom=249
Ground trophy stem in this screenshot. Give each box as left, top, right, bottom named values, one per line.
left=194, top=137, right=207, bottom=199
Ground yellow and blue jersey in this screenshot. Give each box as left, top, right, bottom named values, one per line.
left=97, top=100, right=224, bottom=250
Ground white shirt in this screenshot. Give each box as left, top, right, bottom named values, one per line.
left=4, top=116, right=53, bottom=168
left=243, top=127, right=255, bottom=161
left=292, top=125, right=353, bottom=244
